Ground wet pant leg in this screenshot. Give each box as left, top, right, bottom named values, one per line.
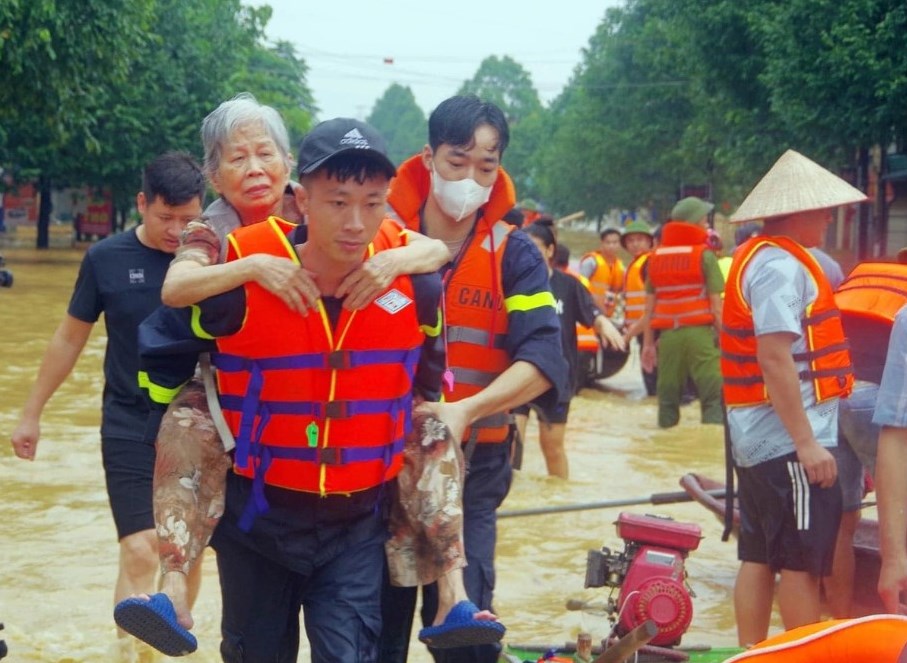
left=686, top=325, right=723, bottom=424
left=655, top=328, right=686, bottom=427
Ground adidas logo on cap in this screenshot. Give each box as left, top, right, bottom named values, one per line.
left=339, top=128, right=370, bottom=149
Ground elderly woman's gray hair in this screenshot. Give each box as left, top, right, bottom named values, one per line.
left=200, top=92, right=292, bottom=181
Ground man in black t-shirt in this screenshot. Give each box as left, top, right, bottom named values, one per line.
left=10, top=152, right=205, bottom=651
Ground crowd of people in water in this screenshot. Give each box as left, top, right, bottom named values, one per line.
left=8, top=91, right=907, bottom=662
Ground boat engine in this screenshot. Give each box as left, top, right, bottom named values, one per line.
left=584, top=512, right=702, bottom=647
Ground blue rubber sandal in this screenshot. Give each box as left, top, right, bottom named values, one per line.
left=114, top=593, right=197, bottom=656
left=418, top=600, right=506, bottom=649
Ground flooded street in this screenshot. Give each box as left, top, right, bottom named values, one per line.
left=1, top=247, right=765, bottom=662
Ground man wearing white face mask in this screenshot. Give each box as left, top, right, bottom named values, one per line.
left=381, top=95, right=568, bottom=663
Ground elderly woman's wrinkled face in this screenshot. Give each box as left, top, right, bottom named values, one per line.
left=211, top=121, right=290, bottom=223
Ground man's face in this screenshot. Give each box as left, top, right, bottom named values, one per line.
left=137, top=193, right=202, bottom=253
left=303, top=171, right=389, bottom=268
left=423, top=123, right=501, bottom=189
left=623, top=233, right=652, bottom=257
left=600, top=233, right=621, bottom=259
left=790, top=208, right=833, bottom=248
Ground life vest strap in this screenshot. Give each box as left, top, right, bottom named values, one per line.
left=452, top=366, right=498, bottom=388
left=236, top=436, right=405, bottom=532
left=219, top=393, right=413, bottom=420
left=213, top=347, right=420, bottom=372
left=447, top=325, right=508, bottom=349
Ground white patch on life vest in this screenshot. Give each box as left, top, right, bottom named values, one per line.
left=375, top=289, right=413, bottom=314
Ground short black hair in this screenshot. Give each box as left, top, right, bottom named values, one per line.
left=600, top=227, right=621, bottom=241
left=525, top=220, right=556, bottom=249
left=142, top=152, right=205, bottom=206
left=502, top=207, right=524, bottom=226
left=554, top=243, right=571, bottom=268
left=428, top=94, right=510, bottom=156
left=299, top=152, right=393, bottom=185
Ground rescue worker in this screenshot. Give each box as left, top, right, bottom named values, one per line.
left=131, top=119, right=452, bottom=662
left=580, top=226, right=625, bottom=318
left=825, top=260, right=907, bottom=617
left=619, top=219, right=656, bottom=395
left=380, top=94, right=567, bottom=663
left=722, top=149, right=864, bottom=646
left=639, top=197, right=724, bottom=428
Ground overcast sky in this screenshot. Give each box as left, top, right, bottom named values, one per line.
left=250, top=0, right=624, bottom=121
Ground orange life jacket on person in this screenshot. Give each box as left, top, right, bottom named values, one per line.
left=647, top=222, right=714, bottom=330
left=388, top=154, right=519, bottom=445
left=581, top=251, right=624, bottom=316
left=723, top=615, right=907, bottom=663
left=622, top=252, right=649, bottom=323
left=213, top=217, right=422, bottom=506
left=834, top=261, right=907, bottom=383
left=721, top=235, right=853, bottom=407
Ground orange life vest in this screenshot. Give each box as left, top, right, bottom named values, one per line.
left=835, top=261, right=907, bottom=326
left=721, top=235, right=853, bottom=407
left=622, top=252, right=649, bottom=323
left=213, top=217, right=422, bottom=503
left=648, top=223, right=714, bottom=330
left=581, top=252, right=624, bottom=316
left=834, top=261, right=907, bottom=382
left=388, top=155, right=518, bottom=444
left=723, top=615, right=907, bottom=663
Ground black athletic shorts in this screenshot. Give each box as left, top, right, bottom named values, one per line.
left=101, top=436, right=156, bottom=540
left=512, top=400, right=570, bottom=425
left=736, top=451, right=842, bottom=576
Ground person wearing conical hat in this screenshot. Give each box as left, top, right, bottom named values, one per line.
left=721, top=149, right=865, bottom=646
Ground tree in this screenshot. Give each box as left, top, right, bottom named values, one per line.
left=367, top=84, right=426, bottom=168
left=0, top=0, right=154, bottom=246
left=0, top=1, right=317, bottom=244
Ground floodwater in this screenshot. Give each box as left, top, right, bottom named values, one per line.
left=0, top=247, right=777, bottom=662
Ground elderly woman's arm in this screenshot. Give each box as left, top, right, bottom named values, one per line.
left=160, top=220, right=319, bottom=313
left=336, top=230, right=450, bottom=310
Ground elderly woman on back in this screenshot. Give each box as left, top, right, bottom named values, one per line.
left=162, top=92, right=445, bottom=311
left=113, top=94, right=449, bottom=655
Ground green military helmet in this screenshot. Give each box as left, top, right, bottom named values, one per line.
left=620, top=219, right=653, bottom=249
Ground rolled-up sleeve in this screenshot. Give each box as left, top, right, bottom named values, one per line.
left=502, top=230, right=569, bottom=406
left=874, top=305, right=907, bottom=427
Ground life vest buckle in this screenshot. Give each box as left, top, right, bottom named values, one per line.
left=327, top=350, right=351, bottom=369
left=318, top=447, right=343, bottom=465
left=324, top=400, right=350, bottom=419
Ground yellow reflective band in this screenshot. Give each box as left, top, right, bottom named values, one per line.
left=504, top=290, right=556, bottom=313
left=190, top=305, right=215, bottom=340
left=137, top=372, right=185, bottom=405
left=420, top=308, right=443, bottom=337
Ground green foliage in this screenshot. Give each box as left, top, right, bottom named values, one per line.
left=366, top=84, right=427, bottom=168
left=458, top=55, right=543, bottom=126
left=0, top=0, right=316, bottom=245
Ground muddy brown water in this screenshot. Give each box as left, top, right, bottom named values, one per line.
left=1, top=247, right=808, bottom=661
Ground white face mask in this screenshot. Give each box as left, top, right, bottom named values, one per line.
left=430, top=167, right=493, bottom=222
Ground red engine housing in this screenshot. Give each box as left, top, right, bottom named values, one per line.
left=613, top=512, right=701, bottom=646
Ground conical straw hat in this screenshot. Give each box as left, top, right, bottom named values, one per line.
left=730, top=149, right=867, bottom=223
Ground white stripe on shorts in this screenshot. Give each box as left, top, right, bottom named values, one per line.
left=787, top=461, right=810, bottom=530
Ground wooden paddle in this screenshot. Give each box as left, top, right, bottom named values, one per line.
left=498, top=488, right=728, bottom=519
left=593, top=620, right=658, bottom=663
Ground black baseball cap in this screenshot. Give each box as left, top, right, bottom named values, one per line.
left=297, top=118, right=396, bottom=178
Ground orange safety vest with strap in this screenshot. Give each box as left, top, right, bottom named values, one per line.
left=721, top=235, right=853, bottom=408
left=213, top=218, right=422, bottom=528
left=581, top=252, right=624, bottom=316
left=622, top=252, right=649, bottom=323
left=834, top=261, right=907, bottom=383
left=388, top=154, right=520, bottom=445
left=648, top=222, right=714, bottom=330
